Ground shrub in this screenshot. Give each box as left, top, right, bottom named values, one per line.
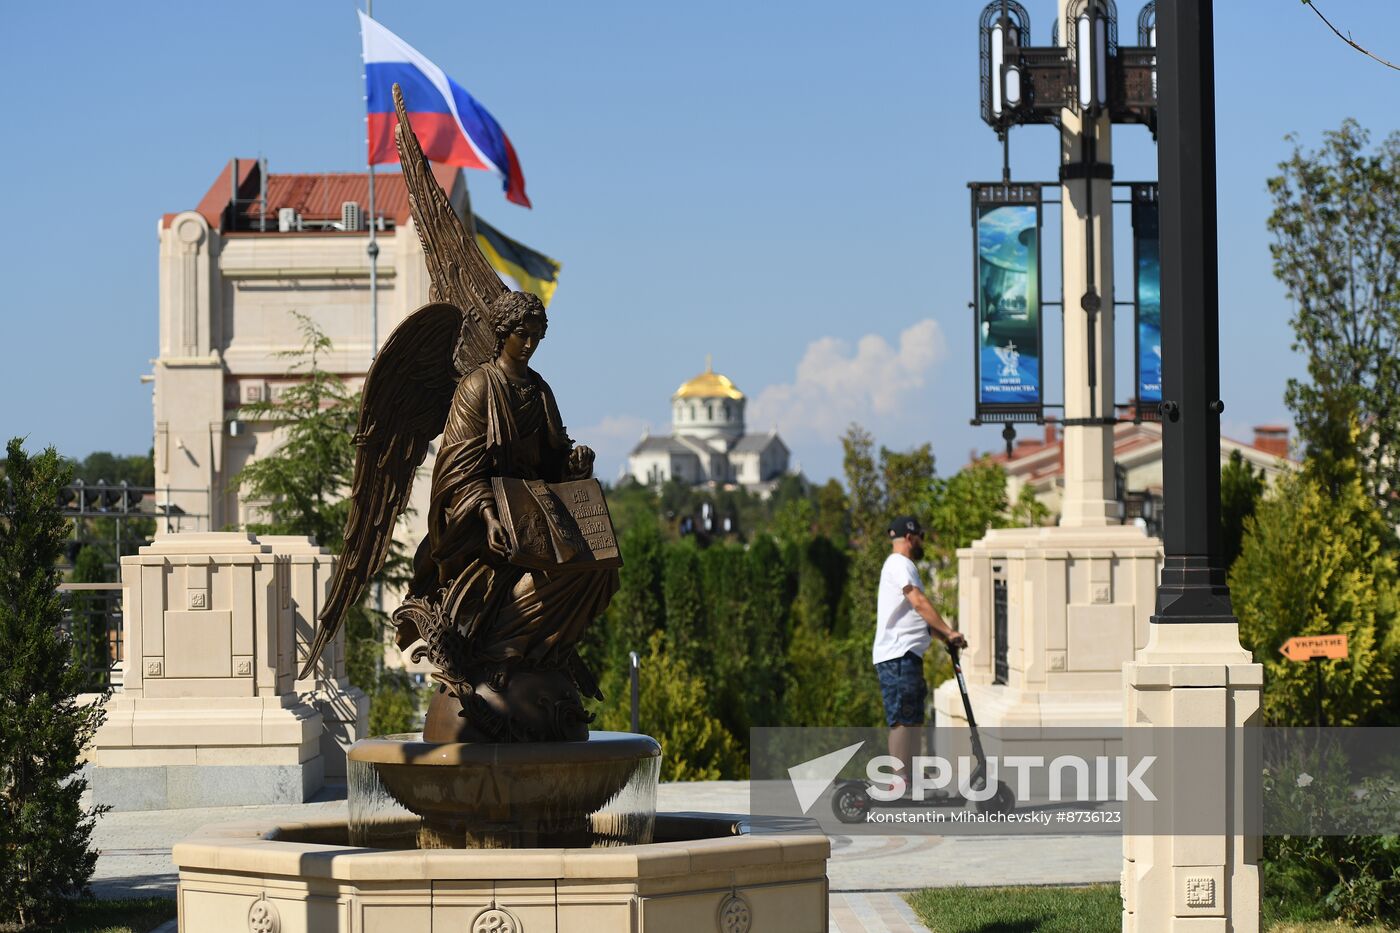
left=594, top=632, right=741, bottom=781
left=0, top=440, right=107, bottom=929
left=1230, top=466, right=1398, bottom=725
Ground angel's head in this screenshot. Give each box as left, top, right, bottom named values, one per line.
left=491, top=291, right=549, bottom=363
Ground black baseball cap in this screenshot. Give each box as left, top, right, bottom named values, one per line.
left=888, top=516, right=924, bottom=538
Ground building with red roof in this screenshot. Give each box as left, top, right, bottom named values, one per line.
left=979, top=417, right=1298, bottom=532
left=150, top=159, right=469, bottom=535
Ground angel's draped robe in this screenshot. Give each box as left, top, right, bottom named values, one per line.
left=399, top=359, right=618, bottom=672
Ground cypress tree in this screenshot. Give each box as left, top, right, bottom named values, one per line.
left=741, top=534, right=789, bottom=727
left=604, top=523, right=666, bottom=665
left=662, top=540, right=707, bottom=667
left=1219, top=449, right=1266, bottom=572
left=0, top=439, right=107, bottom=929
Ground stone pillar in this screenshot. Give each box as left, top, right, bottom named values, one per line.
left=1058, top=0, right=1119, bottom=528
left=1121, top=623, right=1262, bottom=932
left=89, top=532, right=360, bottom=810
left=941, top=1, right=1164, bottom=735
left=155, top=210, right=226, bottom=531
left=933, top=523, right=1161, bottom=730
left=261, top=535, right=369, bottom=781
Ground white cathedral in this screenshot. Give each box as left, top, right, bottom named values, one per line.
left=627, top=360, right=790, bottom=493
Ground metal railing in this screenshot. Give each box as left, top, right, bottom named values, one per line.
left=58, top=584, right=124, bottom=693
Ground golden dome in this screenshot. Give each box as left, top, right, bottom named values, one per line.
left=673, top=357, right=744, bottom=401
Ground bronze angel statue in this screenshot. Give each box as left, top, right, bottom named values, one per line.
left=299, top=85, right=619, bottom=743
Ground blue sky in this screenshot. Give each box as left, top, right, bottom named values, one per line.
left=3, top=1, right=1399, bottom=482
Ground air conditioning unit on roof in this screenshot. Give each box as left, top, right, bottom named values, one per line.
left=341, top=201, right=363, bottom=232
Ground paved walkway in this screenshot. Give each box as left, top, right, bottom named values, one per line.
left=90, top=780, right=1119, bottom=931
left=830, top=893, right=931, bottom=933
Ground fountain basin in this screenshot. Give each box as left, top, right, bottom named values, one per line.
left=348, top=732, right=661, bottom=849
left=172, top=813, right=829, bottom=932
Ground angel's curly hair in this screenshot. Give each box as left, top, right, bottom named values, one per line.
left=491, top=291, right=549, bottom=356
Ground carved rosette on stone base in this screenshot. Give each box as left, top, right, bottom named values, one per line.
left=471, top=906, right=521, bottom=933
left=247, top=896, right=280, bottom=933
left=717, top=892, right=752, bottom=933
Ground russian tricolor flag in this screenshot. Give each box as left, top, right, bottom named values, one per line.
left=360, top=11, right=530, bottom=208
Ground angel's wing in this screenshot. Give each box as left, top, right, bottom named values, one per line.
left=392, top=83, right=505, bottom=372
left=299, top=302, right=462, bottom=679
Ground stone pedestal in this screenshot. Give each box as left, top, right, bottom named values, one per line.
left=1121, top=623, right=1262, bottom=933
left=174, top=814, right=829, bottom=933
left=90, top=532, right=365, bottom=810
left=263, top=535, right=370, bottom=782
left=933, top=524, right=1162, bottom=729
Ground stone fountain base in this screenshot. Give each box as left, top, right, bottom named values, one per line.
left=172, top=813, right=828, bottom=933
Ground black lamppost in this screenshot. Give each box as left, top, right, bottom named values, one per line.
left=1152, top=0, right=1233, bottom=626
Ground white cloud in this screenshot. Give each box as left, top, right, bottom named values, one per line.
left=748, top=319, right=947, bottom=442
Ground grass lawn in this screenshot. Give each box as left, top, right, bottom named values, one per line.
left=907, top=884, right=1121, bottom=933
left=56, top=897, right=177, bottom=933
left=906, top=885, right=1399, bottom=932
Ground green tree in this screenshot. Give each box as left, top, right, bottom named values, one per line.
left=925, top=459, right=1010, bottom=619
left=603, top=479, right=663, bottom=540
left=234, top=312, right=416, bottom=734
left=1220, top=449, right=1267, bottom=572
left=1006, top=482, right=1050, bottom=529
left=1267, top=119, right=1400, bottom=525
left=840, top=425, right=939, bottom=639
left=739, top=534, right=790, bottom=728
left=600, top=522, right=666, bottom=667
left=814, top=478, right=850, bottom=543
left=64, top=450, right=157, bottom=572
left=791, top=535, right=849, bottom=636
left=236, top=312, right=359, bottom=547
left=70, top=451, right=155, bottom=487
left=0, top=440, right=106, bottom=929
left=662, top=538, right=707, bottom=666
left=1230, top=456, right=1398, bottom=726
left=841, top=425, right=884, bottom=545
left=594, top=632, right=742, bottom=781
left=881, top=443, right=936, bottom=524
left=771, top=497, right=817, bottom=544
left=698, top=542, right=749, bottom=734
left=781, top=626, right=884, bottom=728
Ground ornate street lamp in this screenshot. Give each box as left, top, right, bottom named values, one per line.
left=979, top=1, right=1032, bottom=132
left=979, top=0, right=1158, bottom=137
left=1068, top=0, right=1116, bottom=115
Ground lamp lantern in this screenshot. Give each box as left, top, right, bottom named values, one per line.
left=1069, top=0, right=1117, bottom=116
left=979, top=1, right=1033, bottom=131
left=1137, top=2, right=1157, bottom=101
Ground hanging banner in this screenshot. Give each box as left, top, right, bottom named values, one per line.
left=972, top=183, right=1043, bottom=422
left=1132, top=184, right=1161, bottom=414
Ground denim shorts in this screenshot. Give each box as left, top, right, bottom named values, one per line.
left=876, top=651, right=928, bottom=726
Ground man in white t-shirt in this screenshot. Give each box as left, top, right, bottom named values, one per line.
left=874, top=516, right=966, bottom=794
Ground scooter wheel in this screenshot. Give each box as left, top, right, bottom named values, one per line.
left=831, top=782, right=870, bottom=824
left=976, top=781, right=1017, bottom=814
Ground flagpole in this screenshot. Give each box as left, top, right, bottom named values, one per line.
left=365, top=0, right=380, bottom=361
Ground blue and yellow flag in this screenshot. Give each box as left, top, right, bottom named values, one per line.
left=473, top=215, right=562, bottom=307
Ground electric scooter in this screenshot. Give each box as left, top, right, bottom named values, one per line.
left=830, top=644, right=1016, bottom=823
